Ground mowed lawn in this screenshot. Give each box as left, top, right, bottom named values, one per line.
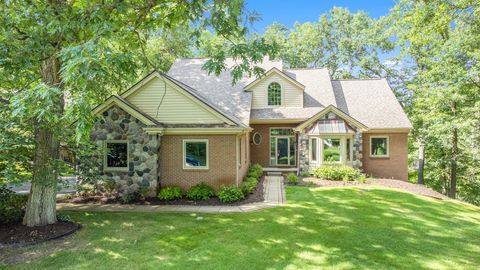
left=2, top=187, right=480, bottom=270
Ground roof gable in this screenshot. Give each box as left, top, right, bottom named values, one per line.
left=244, top=68, right=305, bottom=91
left=120, top=71, right=245, bottom=126
left=92, top=96, right=158, bottom=126
left=295, top=105, right=368, bottom=132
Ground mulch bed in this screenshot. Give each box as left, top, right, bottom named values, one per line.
left=0, top=221, right=80, bottom=248
left=300, top=177, right=448, bottom=200
left=58, top=177, right=265, bottom=206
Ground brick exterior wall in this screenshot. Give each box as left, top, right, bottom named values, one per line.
left=250, top=123, right=298, bottom=167
left=362, top=132, right=409, bottom=181
left=159, top=134, right=239, bottom=191
left=237, top=133, right=250, bottom=182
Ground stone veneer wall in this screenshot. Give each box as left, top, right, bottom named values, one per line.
left=89, top=105, right=158, bottom=196
left=298, top=112, right=363, bottom=174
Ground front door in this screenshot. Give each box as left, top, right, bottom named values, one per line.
left=276, top=137, right=290, bottom=165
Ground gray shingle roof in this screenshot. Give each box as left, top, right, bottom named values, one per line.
left=331, top=79, right=412, bottom=129
left=167, top=58, right=412, bottom=130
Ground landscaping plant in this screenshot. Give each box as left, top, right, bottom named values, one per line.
left=186, top=183, right=215, bottom=200
left=312, top=165, right=361, bottom=181
left=241, top=177, right=258, bottom=195
left=287, top=173, right=299, bottom=185
left=218, top=185, right=244, bottom=203
left=158, top=187, right=183, bottom=201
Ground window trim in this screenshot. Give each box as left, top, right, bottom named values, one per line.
left=321, top=137, right=343, bottom=164
left=310, top=137, right=318, bottom=163
left=104, top=140, right=129, bottom=172
left=252, top=132, right=262, bottom=145
left=269, top=127, right=296, bottom=166
left=267, top=81, right=282, bottom=107
left=183, top=139, right=209, bottom=170
left=370, top=136, right=390, bottom=158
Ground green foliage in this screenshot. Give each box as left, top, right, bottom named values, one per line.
left=262, top=7, right=395, bottom=79
left=217, top=185, right=244, bottom=203
left=287, top=173, right=299, bottom=185
left=247, top=164, right=264, bottom=179
left=186, top=182, right=215, bottom=200
left=158, top=186, right=183, bottom=201
left=57, top=214, right=73, bottom=223
left=358, top=174, right=367, bottom=184
left=0, top=187, right=28, bottom=224
left=241, top=177, right=258, bottom=195
left=390, top=0, right=480, bottom=204
left=301, top=171, right=311, bottom=177
left=119, top=193, right=137, bottom=204
left=312, top=165, right=362, bottom=181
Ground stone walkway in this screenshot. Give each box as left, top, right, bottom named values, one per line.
left=57, top=175, right=286, bottom=213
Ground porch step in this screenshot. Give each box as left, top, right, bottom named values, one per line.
left=264, top=167, right=297, bottom=176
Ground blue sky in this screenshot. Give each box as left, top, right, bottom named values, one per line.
left=245, top=0, right=396, bottom=33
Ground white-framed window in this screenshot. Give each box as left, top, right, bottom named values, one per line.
left=267, top=82, right=281, bottom=106
left=252, top=132, right=262, bottom=145
left=104, top=140, right=129, bottom=171
left=322, top=138, right=342, bottom=163
left=183, top=139, right=209, bottom=169
left=310, top=137, right=318, bottom=162
left=370, top=136, right=389, bottom=158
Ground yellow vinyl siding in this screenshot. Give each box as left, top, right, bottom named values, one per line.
left=251, top=73, right=303, bottom=109
left=127, top=77, right=224, bottom=124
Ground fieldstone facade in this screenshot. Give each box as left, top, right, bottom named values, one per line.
left=90, top=105, right=159, bottom=196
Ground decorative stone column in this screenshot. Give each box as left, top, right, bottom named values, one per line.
left=298, top=133, right=310, bottom=174
left=352, top=131, right=363, bottom=170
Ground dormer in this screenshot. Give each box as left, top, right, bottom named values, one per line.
left=244, top=68, right=305, bottom=109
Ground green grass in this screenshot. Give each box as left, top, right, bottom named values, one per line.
left=3, top=187, right=480, bottom=269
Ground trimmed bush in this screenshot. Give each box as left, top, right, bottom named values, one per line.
left=248, top=163, right=263, bottom=179
left=0, top=187, right=28, bottom=224
left=287, top=173, right=299, bottom=185
left=186, top=182, right=214, bottom=200
left=312, top=165, right=361, bottom=181
left=218, top=185, right=244, bottom=203
left=158, top=186, right=183, bottom=200
left=241, top=177, right=258, bottom=195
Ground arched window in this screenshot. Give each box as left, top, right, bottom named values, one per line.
left=268, top=82, right=281, bottom=106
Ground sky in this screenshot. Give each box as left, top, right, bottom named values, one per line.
left=245, top=0, right=397, bottom=33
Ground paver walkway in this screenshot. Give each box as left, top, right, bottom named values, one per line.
left=57, top=175, right=286, bottom=213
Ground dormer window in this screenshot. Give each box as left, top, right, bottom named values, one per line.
left=268, top=82, right=281, bottom=106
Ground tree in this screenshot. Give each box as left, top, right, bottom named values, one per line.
left=262, top=7, right=395, bottom=79
left=0, top=0, right=275, bottom=226
left=391, top=0, right=480, bottom=200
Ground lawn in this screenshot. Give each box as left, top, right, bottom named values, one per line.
left=2, top=187, right=480, bottom=269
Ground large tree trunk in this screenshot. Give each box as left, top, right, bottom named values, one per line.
left=418, top=140, right=425, bottom=185
left=449, top=127, right=458, bottom=199
left=23, top=55, right=63, bottom=227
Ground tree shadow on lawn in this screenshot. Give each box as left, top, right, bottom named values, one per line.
left=5, top=187, right=480, bottom=270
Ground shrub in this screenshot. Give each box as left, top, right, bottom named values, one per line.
left=358, top=174, right=367, bottom=183
left=158, top=186, right=183, bottom=200
left=312, top=165, right=361, bottom=181
left=57, top=214, right=72, bottom=222
left=119, top=192, right=134, bottom=204
left=186, top=182, right=215, bottom=200
left=241, top=177, right=258, bottom=195
left=287, top=173, right=299, bottom=185
left=0, top=187, right=28, bottom=224
left=301, top=171, right=311, bottom=177
left=248, top=163, right=263, bottom=179
left=218, top=185, right=244, bottom=203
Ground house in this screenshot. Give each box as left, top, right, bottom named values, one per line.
left=89, top=58, right=412, bottom=196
